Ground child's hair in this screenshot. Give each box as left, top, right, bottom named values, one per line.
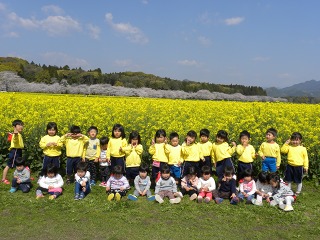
left=76, top=162, right=88, bottom=172
left=113, top=165, right=124, bottom=175
left=269, top=172, right=281, bottom=188
left=15, top=157, right=25, bottom=167
left=112, top=124, right=125, bottom=138
left=12, top=119, right=23, bottom=126
left=160, top=163, right=170, bottom=174
left=70, top=125, right=81, bottom=134
left=155, top=129, right=166, bottom=141
left=129, top=130, right=141, bottom=144
left=200, top=128, right=210, bottom=138
left=216, top=130, right=228, bottom=142
left=201, top=165, right=211, bottom=175
left=169, top=132, right=179, bottom=140
left=139, top=163, right=149, bottom=173
left=87, top=126, right=98, bottom=134
left=46, top=122, right=58, bottom=134
left=223, top=166, right=234, bottom=176
left=290, top=132, right=302, bottom=141
left=46, top=164, right=58, bottom=176
left=100, top=136, right=109, bottom=145
left=242, top=168, right=253, bottom=178
left=186, top=130, right=197, bottom=139
left=186, top=166, right=197, bottom=176
left=257, top=171, right=270, bottom=184
left=266, top=128, right=277, bottom=137
left=239, top=130, right=250, bottom=139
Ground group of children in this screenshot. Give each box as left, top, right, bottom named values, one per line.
left=2, top=120, right=309, bottom=211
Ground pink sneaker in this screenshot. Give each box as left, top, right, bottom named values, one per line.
left=99, top=182, right=106, bottom=187
left=2, top=179, right=10, bottom=185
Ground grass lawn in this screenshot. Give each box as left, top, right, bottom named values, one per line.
left=1, top=175, right=320, bottom=240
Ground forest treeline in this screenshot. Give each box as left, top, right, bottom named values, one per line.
left=0, top=57, right=267, bottom=96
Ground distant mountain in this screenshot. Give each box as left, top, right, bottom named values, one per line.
left=266, top=80, right=320, bottom=97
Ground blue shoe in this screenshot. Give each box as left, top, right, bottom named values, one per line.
left=79, top=193, right=85, bottom=200
left=128, top=194, right=138, bottom=201
left=215, top=198, right=223, bottom=204
left=9, top=187, right=17, bottom=193
left=90, top=180, right=96, bottom=186
left=74, top=193, right=80, bottom=200
left=230, top=197, right=239, bottom=205
left=147, top=195, right=156, bottom=201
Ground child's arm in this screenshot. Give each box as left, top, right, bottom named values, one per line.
left=39, top=176, right=49, bottom=189
left=247, top=181, right=257, bottom=196
left=154, top=179, right=161, bottom=194
left=19, top=168, right=30, bottom=183
left=95, top=142, right=101, bottom=162
left=276, top=144, right=281, bottom=169
left=258, top=143, right=266, bottom=160
left=148, top=144, right=156, bottom=155
left=106, top=177, right=112, bottom=191
left=120, top=176, right=130, bottom=191
left=134, top=144, right=143, bottom=155
left=280, top=139, right=290, bottom=154
left=303, top=147, right=309, bottom=173
left=53, top=174, right=64, bottom=188
left=171, top=177, right=178, bottom=193
left=134, top=176, right=141, bottom=194
left=39, top=136, right=48, bottom=149
left=208, top=177, right=216, bottom=191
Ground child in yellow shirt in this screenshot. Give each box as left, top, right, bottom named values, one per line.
left=198, top=129, right=213, bottom=175
left=165, top=132, right=183, bottom=184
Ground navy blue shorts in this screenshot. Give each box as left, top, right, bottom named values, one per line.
left=284, top=165, right=303, bottom=183
left=7, top=148, right=22, bottom=168
left=126, top=167, right=139, bottom=180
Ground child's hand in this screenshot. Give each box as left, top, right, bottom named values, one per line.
left=81, top=181, right=86, bottom=187
left=266, top=197, right=271, bottom=203
left=139, top=190, right=143, bottom=195
left=65, top=133, right=72, bottom=137
left=276, top=166, right=280, bottom=170
left=119, top=147, right=122, bottom=152
left=17, top=179, right=21, bottom=184
left=203, top=186, right=209, bottom=192
left=13, top=127, right=19, bottom=134
left=106, top=186, right=110, bottom=191
left=231, top=141, right=236, bottom=147
left=304, top=168, right=308, bottom=174
left=151, top=139, right=155, bottom=145
left=230, top=193, right=236, bottom=198
left=94, top=157, right=99, bottom=163
left=120, top=186, right=125, bottom=191
left=82, top=158, right=86, bottom=162
left=285, top=139, right=290, bottom=144
left=261, top=155, right=266, bottom=160
left=82, top=187, right=86, bottom=192
left=142, top=190, right=147, bottom=196
left=48, top=185, right=54, bottom=189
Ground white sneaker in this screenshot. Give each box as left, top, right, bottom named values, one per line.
left=190, top=193, right=197, bottom=201
left=155, top=194, right=164, bottom=204
left=252, top=199, right=263, bottom=206
left=169, top=197, right=181, bottom=204
left=284, top=205, right=294, bottom=212
left=174, top=191, right=183, bottom=198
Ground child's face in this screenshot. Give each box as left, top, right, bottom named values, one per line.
left=114, top=173, right=122, bottom=179
left=216, top=137, right=225, bottom=143
left=77, top=170, right=86, bottom=178
left=48, top=128, right=56, bottom=136
left=156, top=135, right=165, bottom=144
left=291, top=138, right=301, bottom=147
left=14, top=124, right=23, bottom=133
left=71, top=133, right=80, bottom=139
left=200, top=135, right=209, bottom=143
left=101, top=144, right=107, bottom=151
left=202, top=173, right=210, bottom=181
left=131, top=138, right=139, bottom=146
left=88, top=129, right=97, bottom=138
left=243, top=176, right=252, bottom=182
left=188, top=174, right=196, bottom=180
left=186, top=136, right=195, bottom=144
left=170, top=137, right=179, bottom=147
left=161, top=172, right=170, bottom=180
left=240, top=136, right=249, bottom=145
left=224, top=174, right=233, bottom=181
left=47, top=172, right=55, bottom=178
left=16, top=165, right=24, bottom=171
left=139, top=171, right=147, bottom=179
left=266, top=132, right=275, bottom=142
left=114, top=129, right=122, bottom=138
left=270, top=180, right=277, bottom=188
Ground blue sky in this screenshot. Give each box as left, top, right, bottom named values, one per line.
left=1, top=0, right=319, bottom=88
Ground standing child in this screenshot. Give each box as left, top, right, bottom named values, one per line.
left=281, top=132, right=308, bottom=195
left=59, top=125, right=89, bottom=184
left=9, top=157, right=31, bottom=193
left=128, top=163, right=155, bottom=201
left=269, top=172, right=295, bottom=211
left=83, top=126, right=100, bottom=186
left=155, top=164, right=181, bottom=204
left=165, top=132, right=183, bottom=185
left=211, top=130, right=236, bottom=180
left=258, top=128, right=281, bottom=173
left=74, top=162, right=91, bottom=200
left=121, top=130, right=143, bottom=185
left=197, top=166, right=216, bottom=203
left=39, top=122, right=63, bottom=176
left=251, top=172, right=273, bottom=206
left=36, top=164, right=64, bottom=200
left=181, top=130, right=204, bottom=177
left=236, top=130, right=256, bottom=180
left=106, top=165, right=130, bottom=201
left=212, top=166, right=239, bottom=204
left=237, top=168, right=256, bottom=204
left=2, top=119, right=24, bottom=184
left=149, top=129, right=169, bottom=182
left=98, top=136, right=110, bottom=187
left=198, top=129, right=213, bottom=175
left=180, top=166, right=198, bottom=201
left=106, top=124, right=127, bottom=173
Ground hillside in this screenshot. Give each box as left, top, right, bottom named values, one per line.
left=266, top=80, right=320, bottom=97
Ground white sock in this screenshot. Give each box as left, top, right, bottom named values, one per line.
left=297, top=183, right=302, bottom=193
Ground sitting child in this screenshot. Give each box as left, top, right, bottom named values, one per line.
left=128, top=163, right=155, bottom=201
left=237, top=168, right=256, bottom=204
left=106, top=165, right=130, bottom=201
left=74, top=162, right=91, bottom=200
left=180, top=166, right=198, bottom=201
left=9, top=157, right=32, bottom=193
left=252, top=172, right=273, bottom=206
left=212, top=166, right=239, bottom=204
left=197, top=166, right=216, bottom=203
left=269, top=172, right=295, bottom=211
left=36, top=164, right=64, bottom=200
left=155, top=164, right=181, bottom=204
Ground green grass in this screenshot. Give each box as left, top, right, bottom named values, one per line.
left=1, top=174, right=320, bottom=240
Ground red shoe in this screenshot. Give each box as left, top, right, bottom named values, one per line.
left=2, top=179, right=10, bottom=184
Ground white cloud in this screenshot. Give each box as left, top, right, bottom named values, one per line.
left=141, top=0, right=149, bottom=4
left=177, top=60, right=198, bottom=66
left=8, top=12, right=38, bottom=29
left=87, top=24, right=100, bottom=39
left=0, top=3, right=6, bottom=11
left=5, top=31, right=19, bottom=38
left=41, top=52, right=89, bottom=69
left=41, top=5, right=64, bottom=15
left=198, top=36, right=212, bottom=46
left=105, top=13, right=148, bottom=44
left=253, top=56, right=270, bottom=62
left=278, top=73, right=290, bottom=78
left=224, top=17, right=244, bottom=26
left=40, top=15, right=81, bottom=36
left=199, top=12, right=211, bottom=25
left=114, top=59, right=132, bottom=68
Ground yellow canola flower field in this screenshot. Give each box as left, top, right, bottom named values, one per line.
left=0, top=92, right=319, bottom=174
